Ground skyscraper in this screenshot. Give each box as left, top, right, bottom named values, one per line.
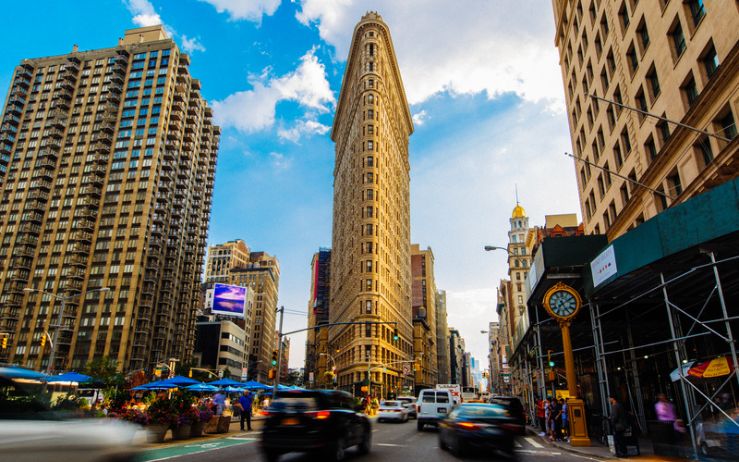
left=435, top=289, right=450, bottom=384
left=329, top=12, right=414, bottom=396
left=552, top=1, right=738, bottom=238
left=0, top=25, right=218, bottom=371
left=205, top=239, right=251, bottom=284
left=305, top=248, right=331, bottom=388
left=411, top=244, right=438, bottom=390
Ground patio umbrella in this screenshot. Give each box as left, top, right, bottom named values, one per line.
left=242, top=380, right=271, bottom=390
left=133, top=378, right=177, bottom=390
left=207, top=378, right=243, bottom=387
left=161, top=375, right=199, bottom=387
left=46, top=372, right=93, bottom=384
left=688, top=356, right=735, bottom=379
left=224, top=386, right=246, bottom=393
left=0, top=366, right=47, bottom=381
left=185, top=383, right=220, bottom=392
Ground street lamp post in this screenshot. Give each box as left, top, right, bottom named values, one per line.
left=24, top=286, right=109, bottom=373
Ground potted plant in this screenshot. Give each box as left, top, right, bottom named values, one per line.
left=171, top=391, right=197, bottom=440
left=145, top=398, right=177, bottom=443
left=192, top=405, right=213, bottom=437
left=116, top=408, right=150, bottom=426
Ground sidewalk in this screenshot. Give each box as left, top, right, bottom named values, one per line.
left=528, top=426, right=686, bottom=462
left=142, top=415, right=266, bottom=448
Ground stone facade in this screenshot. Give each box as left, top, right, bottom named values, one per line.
left=552, top=0, right=738, bottom=239
left=411, top=244, right=438, bottom=390
left=329, top=12, right=414, bottom=396
left=435, top=289, right=450, bottom=384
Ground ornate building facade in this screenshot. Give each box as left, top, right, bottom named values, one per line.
left=329, top=12, right=415, bottom=396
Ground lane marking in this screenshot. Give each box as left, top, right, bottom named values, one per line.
left=515, top=449, right=562, bottom=455
left=515, top=441, right=523, bottom=448
left=376, top=443, right=406, bottom=447
left=138, top=437, right=256, bottom=462
left=525, top=436, right=544, bottom=448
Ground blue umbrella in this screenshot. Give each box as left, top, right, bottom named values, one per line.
left=46, top=372, right=93, bottom=384
left=133, top=378, right=176, bottom=390
left=224, top=385, right=246, bottom=393
left=0, top=366, right=47, bottom=381
left=161, top=375, right=199, bottom=387
left=242, top=380, right=271, bottom=390
left=132, top=384, right=154, bottom=391
left=207, top=378, right=243, bottom=387
left=185, top=383, right=219, bottom=392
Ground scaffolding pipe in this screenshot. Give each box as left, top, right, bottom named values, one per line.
left=535, top=306, right=546, bottom=401
left=709, top=251, right=739, bottom=390
left=590, top=302, right=611, bottom=422
left=661, top=273, right=698, bottom=459
left=626, top=311, right=647, bottom=434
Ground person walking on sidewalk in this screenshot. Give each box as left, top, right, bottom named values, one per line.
left=239, top=390, right=254, bottom=431
left=609, top=395, right=628, bottom=457
left=560, top=398, right=570, bottom=442
left=537, top=399, right=546, bottom=433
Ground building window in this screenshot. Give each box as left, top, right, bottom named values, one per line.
left=681, top=73, right=699, bottom=107
left=715, top=108, right=737, bottom=141
left=667, top=169, right=683, bottom=197
left=619, top=2, right=630, bottom=32
left=694, top=136, right=713, bottom=166
left=657, top=116, right=671, bottom=145
left=646, top=66, right=660, bottom=101
left=655, top=186, right=668, bottom=212
left=645, top=135, right=657, bottom=162
left=702, top=43, right=719, bottom=79
left=669, top=18, right=686, bottom=60
left=626, top=43, right=639, bottom=75
left=635, top=87, right=648, bottom=121
left=637, top=18, right=650, bottom=52
left=686, top=0, right=706, bottom=28
left=620, top=128, right=632, bottom=153
left=620, top=182, right=630, bottom=206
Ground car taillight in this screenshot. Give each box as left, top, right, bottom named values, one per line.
left=500, top=423, right=522, bottom=433
left=307, top=410, right=331, bottom=420
left=260, top=410, right=271, bottom=417
left=456, top=422, right=480, bottom=430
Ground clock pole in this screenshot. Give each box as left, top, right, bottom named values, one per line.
left=561, top=321, right=578, bottom=398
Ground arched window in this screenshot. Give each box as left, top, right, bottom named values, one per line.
left=515, top=259, right=520, bottom=268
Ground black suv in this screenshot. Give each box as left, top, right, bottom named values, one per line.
left=488, top=396, right=526, bottom=435
left=261, top=389, right=371, bottom=462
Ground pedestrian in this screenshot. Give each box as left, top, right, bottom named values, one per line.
left=552, top=399, right=562, bottom=441
left=213, top=391, right=226, bottom=416
left=239, top=390, right=254, bottom=431
left=609, top=394, right=628, bottom=457
left=371, top=395, right=380, bottom=416
left=537, top=399, right=546, bottom=433
left=560, top=398, right=569, bottom=441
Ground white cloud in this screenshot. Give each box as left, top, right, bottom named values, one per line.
left=269, top=151, right=292, bottom=170
left=212, top=48, right=335, bottom=133
left=199, top=0, right=281, bottom=22
left=412, top=110, right=427, bottom=126
left=123, top=0, right=162, bottom=27
left=296, top=0, right=565, bottom=109
left=181, top=35, right=206, bottom=53
left=278, top=118, right=331, bottom=142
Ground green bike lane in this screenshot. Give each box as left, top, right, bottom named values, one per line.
left=135, top=435, right=258, bottom=462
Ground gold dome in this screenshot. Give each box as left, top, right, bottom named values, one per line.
left=512, top=204, right=526, bottom=218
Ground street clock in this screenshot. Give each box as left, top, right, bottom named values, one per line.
left=543, top=282, right=582, bottom=322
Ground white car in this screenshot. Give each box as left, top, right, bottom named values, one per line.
left=377, top=400, right=410, bottom=423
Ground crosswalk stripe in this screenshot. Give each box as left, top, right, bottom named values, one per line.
left=525, top=436, right=544, bottom=448
left=515, top=441, right=523, bottom=448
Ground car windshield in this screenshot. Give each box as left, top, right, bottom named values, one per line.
left=270, top=396, right=319, bottom=412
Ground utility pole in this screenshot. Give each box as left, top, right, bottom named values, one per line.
left=272, top=306, right=285, bottom=397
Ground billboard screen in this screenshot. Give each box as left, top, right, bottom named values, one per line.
left=211, top=283, right=246, bottom=318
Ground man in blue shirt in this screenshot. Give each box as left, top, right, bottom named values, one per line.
left=239, top=391, right=254, bottom=431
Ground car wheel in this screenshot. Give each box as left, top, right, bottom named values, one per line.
left=417, top=421, right=424, bottom=431
left=325, top=437, right=346, bottom=462
left=439, top=431, right=448, bottom=450
left=358, top=426, right=371, bottom=454
left=262, top=450, right=280, bottom=462
left=450, top=434, right=466, bottom=458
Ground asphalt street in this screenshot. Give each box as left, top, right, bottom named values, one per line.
left=136, top=418, right=605, bottom=462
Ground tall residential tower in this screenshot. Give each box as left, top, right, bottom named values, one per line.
left=0, top=26, right=219, bottom=371
left=329, top=12, right=414, bottom=396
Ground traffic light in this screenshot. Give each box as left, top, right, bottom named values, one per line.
left=548, top=360, right=555, bottom=367
left=547, top=349, right=554, bottom=367
left=1, top=335, right=7, bottom=349
left=268, top=368, right=275, bottom=379
left=271, top=350, right=278, bottom=367
left=40, top=332, right=47, bottom=348
left=392, top=328, right=399, bottom=341
left=188, top=368, right=193, bottom=378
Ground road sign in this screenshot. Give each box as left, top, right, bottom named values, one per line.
left=402, top=364, right=411, bottom=376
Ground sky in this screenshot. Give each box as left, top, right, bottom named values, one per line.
left=0, top=0, right=581, bottom=371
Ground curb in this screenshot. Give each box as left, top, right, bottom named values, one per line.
left=526, top=426, right=616, bottom=460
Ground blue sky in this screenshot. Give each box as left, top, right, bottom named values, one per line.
left=1, top=0, right=582, bottom=369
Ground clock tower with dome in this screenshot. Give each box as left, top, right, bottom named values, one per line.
left=506, top=201, right=532, bottom=347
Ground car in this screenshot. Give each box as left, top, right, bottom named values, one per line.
left=396, top=396, right=417, bottom=419
left=0, top=366, right=144, bottom=462
left=417, top=388, right=455, bottom=431
left=438, top=403, right=519, bottom=458
left=377, top=400, right=409, bottom=423
left=260, top=389, right=371, bottom=462
left=488, top=395, right=526, bottom=435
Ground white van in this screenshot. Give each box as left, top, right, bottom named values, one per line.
left=416, top=389, right=454, bottom=430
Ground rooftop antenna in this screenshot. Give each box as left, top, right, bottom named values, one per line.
left=515, top=184, right=519, bottom=205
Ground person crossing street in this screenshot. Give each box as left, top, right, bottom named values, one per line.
left=239, top=390, right=254, bottom=431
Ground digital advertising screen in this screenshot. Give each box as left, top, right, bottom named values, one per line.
left=211, top=283, right=246, bottom=318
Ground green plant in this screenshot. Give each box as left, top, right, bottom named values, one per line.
left=146, top=398, right=177, bottom=426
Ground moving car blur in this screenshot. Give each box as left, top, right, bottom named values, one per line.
left=0, top=366, right=143, bottom=462
left=396, top=395, right=417, bottom=419
left=438, top=403, right=518, bottom=458
left=489, top=395, right=526, bottom=436
left=378, top=400, right=410, bottom=423
left=260, top=389, right=371, bottom=462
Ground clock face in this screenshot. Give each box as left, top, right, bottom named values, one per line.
left=549, top=290, right=578, bottom=317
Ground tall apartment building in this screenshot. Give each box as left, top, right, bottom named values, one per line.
left=496, top=280, right=512, bottom=393
left=552, top=0, right=738, bottom=239
left=411, top=244, right=438, bottom=390
left=205, top=239, right=250, bottom=283
left=448, top=327, right=465, bottom=385
left=507, top=203, right=532, bottom=347
left=487, top=321, right=500, bottom=392
left=0, top=26, right=218, bottom=371
left=329, top=12, right=414, bottom=395
left=228, top=250, right=280, bottom=382
left=305, top=248, right=331, bottom=388
left=435, top=289, right=450, bottom=384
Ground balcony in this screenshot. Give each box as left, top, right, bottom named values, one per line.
left=75, top=219, right=94, bottom=230
left=71, top=231, right=92, bottom=242
left=15, top=67, right=33, bottom=81
left=29, top=179, right=51, bottom=191
left=2, top=114, right=20, bottom=127
left=53, top=87, right=73, bottom=101
left=60, top=279, right=82, bottom=291
left=24, top=211, right=44, bottom=223
left=67, top=255, right=87, bottom=267
left=90, top=142, right=110, bottom=153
